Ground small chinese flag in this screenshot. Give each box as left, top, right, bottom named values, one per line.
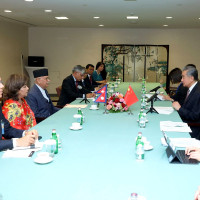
left=124, top=85, right=139, bottom=107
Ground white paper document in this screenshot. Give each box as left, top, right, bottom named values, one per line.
left=160, top=121, right=192, bottom=132
left=64, top=104, right=88, bottom=108
left=154, top=107, right=174, bottom=115
left=161, top=137, right=200, bottom=148
left=2, top=142, right=43, bottom=158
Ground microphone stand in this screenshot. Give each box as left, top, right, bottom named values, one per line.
left=146, top=98, right=158, bottom=114
left=80, top=93, right=90, bottom=104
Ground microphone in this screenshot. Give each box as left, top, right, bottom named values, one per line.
left=146, top=91, right=160, bottom=103
left=77, top=84, right=92, bottom=93
left=149, top=84, right=163, bottom=92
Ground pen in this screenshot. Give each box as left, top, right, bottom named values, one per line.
left=28, top=151, right=35, bottom=157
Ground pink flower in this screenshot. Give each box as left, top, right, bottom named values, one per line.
left=106, top=105, right=112, bottom=110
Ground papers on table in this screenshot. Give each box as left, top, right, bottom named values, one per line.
left=2, top=149, right=34, bottom=158
left=2, top=142, right=43, bottom=158
left=154, top=107, right=174, bottom=115
left=160, top=121, right=192, bottom=132
left=161, top=137, right=200, bottom=148
left=64, top=104, right=88, bottom=108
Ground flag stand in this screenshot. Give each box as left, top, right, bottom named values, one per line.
left=103, top=104, right=109, bottom=114
left=128, top=109, right=133, bottom=115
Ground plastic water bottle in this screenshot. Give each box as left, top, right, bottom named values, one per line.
left=52, top=129, right=58, bottom=154
left=138, top=110, right=146, bottom=128
left=136, top=132, right=144, bottom=160
left=141, top=97, right=146, bottom=109
left=57, top=134, right=62, bottom=150
left=78, top=108, right=83, bottom=125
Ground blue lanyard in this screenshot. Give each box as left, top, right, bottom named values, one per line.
left=1, top=120, right=4, bottom=135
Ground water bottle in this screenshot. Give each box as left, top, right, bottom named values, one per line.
left=138, top=110, right=146, bottom=128
left=136, top=132, right=144, bottom=160
left=52, top=129, right=58, bottom=154
left=136, top=132, right=142, bottom=147
left=139, top=116, right=146, bottom=128
left=141, top=97, right=146, bottom=109
left=57, top=134, right=62, bottom=150
left=78, top=108, right=83, bottom=125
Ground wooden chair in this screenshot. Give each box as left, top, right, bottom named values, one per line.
left=56, top=86, right=62, bottom=97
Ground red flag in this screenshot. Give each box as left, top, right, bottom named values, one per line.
left=94, top=85, right=107, bottom=103
left=124, top=85, right=139, bottom=107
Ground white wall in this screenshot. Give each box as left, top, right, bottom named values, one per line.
left=0, top=19, right=28, bottom=82
left=28, top=27, right=200, bottom=93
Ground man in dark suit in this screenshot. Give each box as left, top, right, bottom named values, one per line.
left=172, top=65, right=200, bottom=138
left=57, top=65, right=95, bottom=106
left=26, top=69, right=59, bottom=118
left=0, top=77, right=37, bottom=151
left=83, top=64, right=99, bottom=91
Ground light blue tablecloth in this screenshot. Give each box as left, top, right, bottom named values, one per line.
left=0, top=83, right=199, bottom=200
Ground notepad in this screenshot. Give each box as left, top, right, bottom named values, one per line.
left=64, top=104, right=88, bottom=108
left=160, top=121, right=192, bottom=132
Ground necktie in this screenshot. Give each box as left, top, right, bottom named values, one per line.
left=75, top=81, right=78, bottom=90
left=184, top=89, right=190, bottom=103
left=89, top=76, right=92, bottom=84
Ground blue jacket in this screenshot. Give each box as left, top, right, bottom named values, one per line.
left=26, top=84, right=59, bottom=118
left=0, top=106, right=23, bottom=151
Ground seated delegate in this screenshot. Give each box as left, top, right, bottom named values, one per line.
left=57, top=65, right=95, bottom=106
left=0, top=76, right=38, bottom=151
left=2, top=74, right=36, bottom=130
left=26, top=68, right=59, bottom=118
left=161, top=67, right=188, bottom=106
left=92, top=62, right=107, bottom=84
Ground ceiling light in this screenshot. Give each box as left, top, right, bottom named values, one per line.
left=93, top=17, right=100, bottom=19
left=4, top=10, right=12, bottom=13
left=126, top=16, right=138, bottom=19
left=163, top=25, right=168, bottom=27
left=25, top=0, right=34, bottom=1
left=45, top=10, right=52, bottom=13
left=166, top=16, right=173, bottom=19
left=55, top=17, right=69, bottom=20
left=99, top=25, right=104, bottom=27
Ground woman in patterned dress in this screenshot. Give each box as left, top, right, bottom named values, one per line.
left=2, top=74, right=36, bottom=130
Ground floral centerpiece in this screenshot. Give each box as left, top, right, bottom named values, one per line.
left=106, top=92, right=128, bottom=113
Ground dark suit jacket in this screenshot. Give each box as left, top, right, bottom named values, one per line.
left=57, top=75, right=89, bottom=106
left=26, top=84, right=59, bottom=118
left=178, top=81, right=200, bottom=138
left=83, top=75, right=99, bottom=91
left=0, top=106, right=23, bottom=151
left=172, top=83, right=188, bottom=106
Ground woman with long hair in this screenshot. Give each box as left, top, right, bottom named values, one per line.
left=2, top=74, right=36, bottom=130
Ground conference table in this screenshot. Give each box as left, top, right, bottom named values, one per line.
left=0, top=82, right=199, bottom=200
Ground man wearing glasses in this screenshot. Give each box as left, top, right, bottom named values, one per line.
left=57, top=65, right=95, bottom=106
left=26, top=68, right=59, bottom=118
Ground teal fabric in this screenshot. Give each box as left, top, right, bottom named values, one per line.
left=92, top=70, right=103, bottom=81
left=0, top=82, right=197, bottom=200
